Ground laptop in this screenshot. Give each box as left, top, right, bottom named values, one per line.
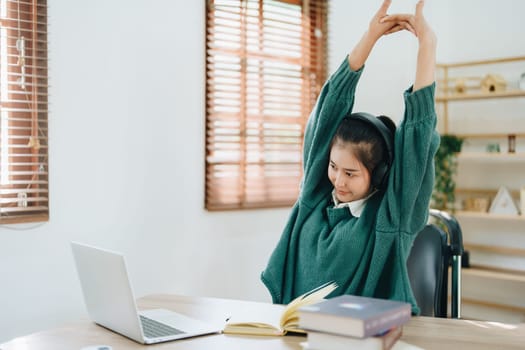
left=71, top=241, right=221, bottom=344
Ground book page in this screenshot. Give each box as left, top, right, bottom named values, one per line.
left=224, top=281, right=338, bottom=336
left=280, top=282, right=338, bottom=331
left=223, top=302, right=286, bottom=336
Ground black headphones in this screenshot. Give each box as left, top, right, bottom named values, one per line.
left=347, top=112, right=395, bottom=190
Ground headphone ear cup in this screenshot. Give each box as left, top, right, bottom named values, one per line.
left=371, top=162, right=389, bottom=190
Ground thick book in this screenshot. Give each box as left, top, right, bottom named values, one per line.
left=305, top=326, right=402, bottom=350
left=298, top=294, right=411, bottom=338
left=223, top=282, right=338, bottom=336
left=302, top=341, right=422, bottom=350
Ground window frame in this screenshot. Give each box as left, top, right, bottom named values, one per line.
left=205, top=0, right=328, bottom=211
left=0, top=0, right=49, bottom=224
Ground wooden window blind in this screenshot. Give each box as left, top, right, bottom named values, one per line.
left=205, top=0, right=328, bottom=210
left=0, top=0, right=48, bottom=223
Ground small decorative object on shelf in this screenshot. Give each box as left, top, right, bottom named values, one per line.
left=519, top=72, right=525, bottom=90
left=508, top=134, right=516, bottom=153
left=480, top=74, right=507, bottom=93
left=486, top=143, right=500, bottom=153
left=463, top=197, right=490, bottom=213
left=520, top=186, right=525, bottom=215
left=454, top=78, right=467, bottom=93
left=489, top=186, right=519, bottom=215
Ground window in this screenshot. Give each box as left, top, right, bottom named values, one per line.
left=205, top=0, right=328, bottom=210
left=0, top=0, right=48, bottom=223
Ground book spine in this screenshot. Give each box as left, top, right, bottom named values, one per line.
left=363, top=307, right=411, bottom=337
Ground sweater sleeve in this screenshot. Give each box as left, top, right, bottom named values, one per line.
left=377, top=82, right=440, bottom=235
left=300, top=56, right=363, bottom=206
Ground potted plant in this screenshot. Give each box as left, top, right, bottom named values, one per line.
left=432, top=134, right=464, bottom=211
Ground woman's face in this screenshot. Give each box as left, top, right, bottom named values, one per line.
left=328, top=142, right=371, bottom=203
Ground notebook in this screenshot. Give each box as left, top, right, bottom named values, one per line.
left=71, top=241, right=221, bottom=344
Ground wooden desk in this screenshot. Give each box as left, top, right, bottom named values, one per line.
left=1, top=294, right=524, bottom=350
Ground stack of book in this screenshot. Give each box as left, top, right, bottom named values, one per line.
left=297, top=294, right=413, bottom=350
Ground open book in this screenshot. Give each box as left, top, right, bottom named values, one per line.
left=223, top=282, right=338, bottom=336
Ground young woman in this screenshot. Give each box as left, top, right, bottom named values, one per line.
left=261, top=0, right=438, bottom=315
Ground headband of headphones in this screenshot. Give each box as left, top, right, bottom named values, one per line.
left=348, top=112, right=395, bottom=189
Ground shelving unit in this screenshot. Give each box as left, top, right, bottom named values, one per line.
left=438, top=55, right=525, bottom=134
left=436, top=55, right=525, bottom=323
left=455, top=211, right=525, bottom=222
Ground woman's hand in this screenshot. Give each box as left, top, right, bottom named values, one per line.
left=349, top=0, right=414, bottom=70
left=380, top=1, right=436, bottom=45
left=368, top=0, right=416, bottom=41
left=413, top=0, right=436, bottom=46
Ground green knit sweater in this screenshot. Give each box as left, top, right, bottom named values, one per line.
left=260, top=57, right=440, bottom=315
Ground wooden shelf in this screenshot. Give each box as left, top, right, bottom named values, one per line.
left=437, top=55, right=525, bottom=68
left=462, top=267, right=525, bottom=311
left=457, top=152, right=525, bottom=163
left=456, top=188, right=520, bottom=197
left=437, top=89, right=525, bottom=102
left=449, top=133, right=525, bottom=139
left=464, top=243, right=525, bottom=258
left=463, top=266, right=525, bottom=280
left=456, top=211, right=525, bottom=221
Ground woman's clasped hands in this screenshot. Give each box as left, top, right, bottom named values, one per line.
left=370, top=0, right=436, bottom=44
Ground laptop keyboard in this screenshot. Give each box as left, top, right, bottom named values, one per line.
left=140, top=315, right=185, bottom=338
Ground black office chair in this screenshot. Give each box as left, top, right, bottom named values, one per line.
left=407, top=209, right=464, bottom=318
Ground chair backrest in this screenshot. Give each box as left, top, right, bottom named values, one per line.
left=407, top=224, right=448, bottom=317
left=407, top=209, right=464, bottom=318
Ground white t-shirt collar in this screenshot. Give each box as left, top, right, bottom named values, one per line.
left=331, top=190, right=376, bottom=217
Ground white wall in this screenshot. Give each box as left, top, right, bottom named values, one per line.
left=329, top=0, right=420, bottom=123
left=1, top=0, right=524, bottom=343
left=0, top=0, right=289, bottom=342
